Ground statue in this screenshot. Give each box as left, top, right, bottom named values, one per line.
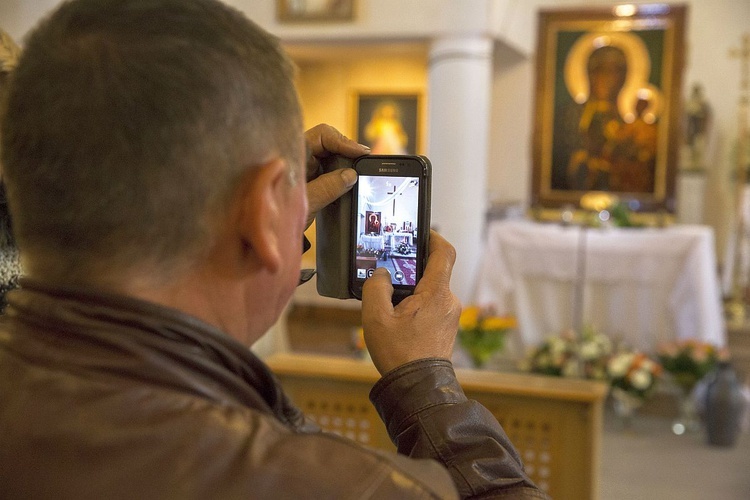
left=684, top=83, right=712, bottom=170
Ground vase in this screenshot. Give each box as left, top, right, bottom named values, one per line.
left=672, top=387, right=701, bottom=435
left=458, top=330, right=507, bottom=370
left=611, top=388, right=643, bottom=430
left=465, top=346, right=506, bottom=370
left=703, top=361, right=747, bottom=447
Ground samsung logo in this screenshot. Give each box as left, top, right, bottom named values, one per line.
left=378, top=167, right=399, bottom=173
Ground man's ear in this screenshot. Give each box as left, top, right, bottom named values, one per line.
left=234, top=158, right=289, bottom=274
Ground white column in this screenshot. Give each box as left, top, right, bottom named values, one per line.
left=428, top=36, right=493, bottom=302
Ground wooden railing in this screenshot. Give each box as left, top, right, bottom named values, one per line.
left=266, top=353, right=608, bottom=500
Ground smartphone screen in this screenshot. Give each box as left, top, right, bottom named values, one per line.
left=350, top=155, right=431, bottom=302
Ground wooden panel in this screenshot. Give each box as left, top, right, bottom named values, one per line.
left=278, top=375, right=394, bottom=451
left=472, top=391, right=602, bottom=499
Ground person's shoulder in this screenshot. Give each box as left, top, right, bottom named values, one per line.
left=130, top=390, right=459, bottom=498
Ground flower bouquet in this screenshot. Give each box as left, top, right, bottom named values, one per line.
left=521, top=329, right=663, bottom=429
left=518, top=326, right=612, bottom=381
left=607, top=349, right=662, bottom=427
left=395, top=242, right=410, bottom=255
left=457, top=306, right=516, bottom=368
left=608, top=350, right=662, bottom=399
left=656, top=340, right=729, bottom=434
left=356, top=245, right=385, bottom=259
left=656, top=340, right=728, bottom=394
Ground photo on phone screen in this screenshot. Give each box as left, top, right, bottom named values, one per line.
left=354, top=174, right=420, bottom=285
left=349, top=155, right=431, bottom=301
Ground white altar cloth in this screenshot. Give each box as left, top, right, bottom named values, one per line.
left=360, top=234, right=384, bottom=250
left=473, top=220, right=726, bottom=352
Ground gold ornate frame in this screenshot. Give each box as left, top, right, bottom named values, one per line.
left=531, top=5, right=687, bottom=214
left=277, top=0, right=354, bottom=22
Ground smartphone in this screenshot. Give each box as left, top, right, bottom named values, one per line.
left=349, top=155, right=431, bottom=304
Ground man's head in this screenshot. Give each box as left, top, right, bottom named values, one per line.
left=1, top=0, right=305, bottom=287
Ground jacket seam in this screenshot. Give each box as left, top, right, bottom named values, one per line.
left=393, top=401, right=457, bottom=437
left=372, top=359, right=452, bottom=398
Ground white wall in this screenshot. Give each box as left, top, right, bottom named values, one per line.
left=0, top=0, right=61, bottom=41
left=682, top=0, right=750, bottom=264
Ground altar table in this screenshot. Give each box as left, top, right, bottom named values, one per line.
left=360, top=234, right=384, bottom=250
left=473, top=220, right=726, bottom=352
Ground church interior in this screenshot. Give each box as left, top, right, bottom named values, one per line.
left=2, top=0, right=750, bottom=498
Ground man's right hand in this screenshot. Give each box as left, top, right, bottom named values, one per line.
left=361, top=231, right=462, bottom=375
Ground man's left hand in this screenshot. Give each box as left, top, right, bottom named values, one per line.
left=304, top=124, right=369, bottom=228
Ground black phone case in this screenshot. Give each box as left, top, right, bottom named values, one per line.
left=348, top=155, right=431, bottom=305
left=316, top=155, right=431, bottom=304
left=315, top=155, right=356, bottom=299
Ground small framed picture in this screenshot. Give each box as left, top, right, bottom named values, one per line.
left=351, top=92, right=423, bottom=155
left=277, top=0, right=354, bottom=23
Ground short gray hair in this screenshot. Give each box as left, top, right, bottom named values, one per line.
left=1, top=0, right=303, bottom=284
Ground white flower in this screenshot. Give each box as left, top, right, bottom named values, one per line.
left=548, top=337, right=567, bottom=355
left=562, top=359, right=581, bottom=378
left=608, top=353, right=634, bottom=378
left=630, top=369, right=652, bottom=390
left=596, top=335, right=613, bottom=353
left=579, top=341, right=600, bottom=360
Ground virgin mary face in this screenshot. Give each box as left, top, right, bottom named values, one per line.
left=587, top=46, right=627, bottom=101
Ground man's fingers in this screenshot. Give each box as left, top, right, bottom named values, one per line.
left=414, top=230, right=456, bottom=294
left=306, top=168, right=357, bottom=215
left=306, top=123, right=370, bottom=159
left=361, top=268, right=394, bottom=318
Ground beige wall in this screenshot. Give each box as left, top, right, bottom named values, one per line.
left=683, top=0, right=750, bottom=269
left=294, top=54, right=428, bottom=143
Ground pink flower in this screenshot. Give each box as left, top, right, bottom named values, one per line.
left=657, top=342, right=678, bottom=357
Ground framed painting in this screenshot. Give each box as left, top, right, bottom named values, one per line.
left=351, top=92, right=423, bottom=155
left=276, top=0, right=354, bottom=23
left=530, top=4, right=687, bottom=214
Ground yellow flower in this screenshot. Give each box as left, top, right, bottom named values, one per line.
left=459, top=306, right=481, bottom=330
left=480, top=316, right=517, bottom=331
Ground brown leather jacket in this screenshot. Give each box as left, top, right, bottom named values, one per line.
left=0, top=281, right=547, bottom=499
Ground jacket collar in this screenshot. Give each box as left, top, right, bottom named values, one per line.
left=5, top=279, right=305, bottom=426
